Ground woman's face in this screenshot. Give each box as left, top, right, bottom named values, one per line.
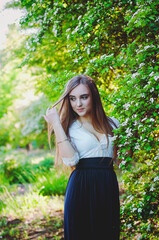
left=69, top=84, right=92, bottom=120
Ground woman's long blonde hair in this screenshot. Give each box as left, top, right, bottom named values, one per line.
left=48, top=75, right=117, bottom=166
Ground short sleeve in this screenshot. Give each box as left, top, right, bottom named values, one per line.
left=62, top=151, right=80, bottom=167
left=110, top=117, right=120, bottom=129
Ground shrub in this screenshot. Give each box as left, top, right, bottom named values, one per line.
left=2, top=156, right=36, bottom=184
left=120, top=151, right=158, bottom=239
left=1, top=152, right=54, bottom=184
left=37, top=170, right=69, bottom=196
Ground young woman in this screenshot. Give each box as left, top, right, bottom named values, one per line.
left=43, top=75, right=120, bottom=240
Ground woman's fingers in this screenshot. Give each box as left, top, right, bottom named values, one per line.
left=46, top=107, right=51, bottom=115
left=43, top=115, right=48, bottom=122
left=44, top=106, right=59, bottom=125
left=46, top=106, right=57, bottom=115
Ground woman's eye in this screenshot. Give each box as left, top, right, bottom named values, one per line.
left=82, top=95, right=88, bottom=100
left=69, top=97, right=76, bottom=101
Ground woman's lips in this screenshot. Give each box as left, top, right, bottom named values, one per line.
left=77, top=108, right=84, bottom=112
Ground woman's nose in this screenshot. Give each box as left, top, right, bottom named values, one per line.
left=77, top=98, right=82, bottom=106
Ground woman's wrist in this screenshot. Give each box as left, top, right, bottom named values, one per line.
left=50, top=118, right=61, bottom=129
left=57, top=138, right=68, bottom=144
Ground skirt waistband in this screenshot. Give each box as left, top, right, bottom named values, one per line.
left=76, top=157, right=113, bottom=170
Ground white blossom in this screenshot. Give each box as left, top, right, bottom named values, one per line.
left=116, top=74, right=121, bottom=79
left=134, top=120, right=138, bottom=126
left=127, top=224, right=132, bottom=228
left=123, top=103, right=131, bottom=110
left=127, top=132, right=133, bottom=137
left=149, top=71, right=154, bottom=77
left=121, top=118, right=129, bottom=126
left=139, top=63, right=145, bottom=68
left=132, top=114, right=137, bottom=118
left=149, top=118, right=155, bottom=122
left=140, top=93, right=145, bottom=98
left=147, top=224, right=151, bottom=231
left=111, top=136, right=117, bottom=141
left=136, top=49, right=143, bottom=54
left=137, top=237, right=142, bottom=240
left=154, top=176, right=159, bottom=182
left=135, top=145, right=140, bottom=150
left=150, top=186, right=155, bottom=191
left=126, top=127, right=132, bottom=133
left=78, top=15, right=82, bottom=20
left=154, top=155, right=159, bottom=160
left=141, top=117, right=147, bottom=122
left=146, top=160, right=152, bottom=166
left=138, top=208, right=142, bottom=213
left=150, top=88, right=154, bottom=92
left=150, top=210, right=154, bottom=214
left=119, top=164, right=121, bottom=169
left=143, top=84, right=148, bottom=89
left=150, top=98, right=154, bottom=103
left=132, top=72, right=140, bottom=79
left=154, top=76, right=159, bottom=81
left=138, top=124, right=143, bottom=129
left=144, top=45, right=151, bottom=50
left=121, top=160, right=126, bottom=165
left=87, top=48, right=90, bottom=54
left=132, top=208, right=137, bottom=212
left=130, top=196, right=133, bottom=201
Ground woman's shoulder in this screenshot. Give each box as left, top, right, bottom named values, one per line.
left=108, top=116, right=120, bottom=129
left=69, top=120, right=79, bottom=129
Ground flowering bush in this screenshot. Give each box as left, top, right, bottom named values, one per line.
left=109, top=1, right=159, bottom=238
left=119, top=151, right=158, bottom=239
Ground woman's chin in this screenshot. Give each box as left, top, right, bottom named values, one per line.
left=77, top=113, right=85, bottom=118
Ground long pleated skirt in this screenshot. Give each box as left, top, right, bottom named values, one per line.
left=64, top=157, right=120, bottom=240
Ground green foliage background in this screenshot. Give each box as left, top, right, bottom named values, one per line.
left=0, top=0, right=158, bottom=239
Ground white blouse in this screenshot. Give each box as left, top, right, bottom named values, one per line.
left=62, top=117, right=120, bottom=167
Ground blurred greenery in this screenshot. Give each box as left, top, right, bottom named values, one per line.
left=37, top=171, right=69, bottom=196
left=0, top=0, right=158, bottom=239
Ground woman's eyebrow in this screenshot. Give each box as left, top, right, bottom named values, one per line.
left=69, top=95, right=75, bottom=97
left=69, top=93, right=89, bottom=97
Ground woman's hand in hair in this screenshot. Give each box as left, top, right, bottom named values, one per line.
left=43, top=106, right=77, bottom=163
left=43, top=107, right=60, bottom=128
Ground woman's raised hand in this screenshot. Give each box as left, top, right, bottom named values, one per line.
left=43, top=107, right=60, bottom=128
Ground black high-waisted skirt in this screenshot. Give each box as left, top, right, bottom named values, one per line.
left=64, top=157, right=120, bottom=240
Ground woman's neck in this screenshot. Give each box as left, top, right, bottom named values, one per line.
left=78, top=116, right=92, bottom=125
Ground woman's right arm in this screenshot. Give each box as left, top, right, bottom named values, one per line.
left=43, top=107, right=79, bottom=166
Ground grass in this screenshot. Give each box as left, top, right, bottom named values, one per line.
left=0, top=211, right=64, bottom=240
left=0, top=148, right=67, bottom=239
left=0, top=189, right=64, bottom=239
